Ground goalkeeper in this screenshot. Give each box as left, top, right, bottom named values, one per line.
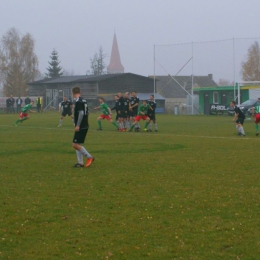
left=14, top=101, right=35, bottom=126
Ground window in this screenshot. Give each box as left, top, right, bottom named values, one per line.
left=213, top=92, right=219, bottom=104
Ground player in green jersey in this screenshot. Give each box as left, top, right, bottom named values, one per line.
left=129, top=100, right=152, bottom=132
left=94, top=97, right=119, bottom=130
left=251, top=99, right=260, bottom=136
left=14, top=101, right=35, bottom=126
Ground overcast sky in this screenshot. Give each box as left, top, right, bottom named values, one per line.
left=0, top=0, right=260, bottom=83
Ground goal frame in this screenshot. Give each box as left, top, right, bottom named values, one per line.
left=236, top=81, right=260, bottom=105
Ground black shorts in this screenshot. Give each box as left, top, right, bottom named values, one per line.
left=130, top=110, right=138, bottom=117
left=236, top=117, right=244, bottom=125
left=73, top=128, right=88, bottom=144
left=117, top=110, right=123, bottom=118
left=122, top=110, right=130, bottom=119
left=62, top=111, right=72, bottom=117
left=148, top=113, right=156, bottom=121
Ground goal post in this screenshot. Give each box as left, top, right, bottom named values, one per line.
left=236, top=81, right=260, bottom=105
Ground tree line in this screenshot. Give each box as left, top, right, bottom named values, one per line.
left=1, top=28, right=260, bottom=96
left=0, top=28, right=107, bottom=96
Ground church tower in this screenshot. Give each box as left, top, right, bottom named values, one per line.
left=107, top=33, right=124, bottom=74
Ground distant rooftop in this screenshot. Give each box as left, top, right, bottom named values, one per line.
left=149, top=74, right=218, bottom=98
left=107, top=33, right=124, bottom=74
left=28, top=73, right=154, bottom=86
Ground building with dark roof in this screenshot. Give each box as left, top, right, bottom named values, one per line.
left=150, top=74, right=217, bottom=98
left=148, top=74, right=218, bottom=114
left=28, top=73, right=164, bottom=110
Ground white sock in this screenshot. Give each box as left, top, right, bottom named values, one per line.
left=239, top=126, right=245, bottom=135
left=79, top=147, right=92, bottom=159
left=154, top=123, right=157, bottom=130
left=148, top=123, right=152, bottom=130
left=76, top=150, right=83, bottom=164
left=59, top=119, right=62, bottom=125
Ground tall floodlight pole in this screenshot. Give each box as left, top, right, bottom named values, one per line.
left=153, top=44, right=156, bottom=100
left=191, top=42, right=194, bottom=115
left=233, top=38, right=236, bottom=100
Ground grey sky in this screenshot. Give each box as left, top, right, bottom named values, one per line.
left=1, top=0, right=259, bottom=82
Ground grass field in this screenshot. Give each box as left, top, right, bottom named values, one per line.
left=0, top=112, right=260, bottom=260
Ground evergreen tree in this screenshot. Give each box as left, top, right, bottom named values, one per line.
left=46, top=49, right=63, bottom=78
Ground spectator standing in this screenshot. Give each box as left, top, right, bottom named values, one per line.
left=16, top=97, right=23, bottom=113
left=25, top=96, right=31, bottom=105
left=9, top=95, right=15, bottom=113
left=6, top=97, right=11, bottom=113
left=36, top=95, right=43, bottom=113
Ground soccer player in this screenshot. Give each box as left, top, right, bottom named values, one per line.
left=251, top=98, right=260, bottom=136
left=117, top=92, right=125, bottom=131
left=129, top=100, right=152, bottom=132
left=111, top=95, right=119, bottom=122
left=72, top=86, right=94, bottom=168
left=14, top=101, right=35, bottom=126
left=230, top=100, right=246, bottom=136
left=94, top=97, right=119, bottom=130
left=147, top=94, right=158, bottom=132
left=129, top=91, right=140, bottom=131
left=58, top=96, right=74, bottom=127
left=122, top=92, right=131, bottom=131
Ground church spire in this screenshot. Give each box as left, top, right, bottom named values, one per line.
left=107, top=33, right=124, bottom=74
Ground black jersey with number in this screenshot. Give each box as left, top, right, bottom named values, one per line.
left=118, top=97, right=124, bottom=111
left=61, top=100, right=72, bottom=112
left=130, top=96, right=139, bottom=111
left=111, top=100, right=119, bottom=112
left=148, top=100, right=156, bottom=114
left=74, top=97, right=89, bottom=129
left=123, top=98, right=130, bottom=112
left=234, top=106, right=245, bottom=119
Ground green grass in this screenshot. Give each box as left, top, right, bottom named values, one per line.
left=0, top=112, right=260, bottom=259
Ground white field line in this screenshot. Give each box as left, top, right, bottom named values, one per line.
left=0, top=124, right=259, bottom=141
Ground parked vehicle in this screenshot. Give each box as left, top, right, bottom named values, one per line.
left=228, top=99, right=258, bottom=116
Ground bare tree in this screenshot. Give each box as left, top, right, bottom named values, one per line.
left=89, top=46, right=107, bottom=75
left=217, top=79, right=234, bottom=86
left=241, top=41, right=260, bottom=81
left=63, top=69, right=76, bottom=76
left=0, top=28, right=40, bottom=96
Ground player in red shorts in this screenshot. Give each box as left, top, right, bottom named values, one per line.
left=14, top=101, right=35, bottom=126
left=251, top=99, right=260, bottom=136
left=94, top=97, right=119, bottom=130
left=129, top=100, right=152, bottom=132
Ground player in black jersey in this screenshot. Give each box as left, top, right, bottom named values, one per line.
left=129, top=91, right=140, bottom=131
left=117, top=92, right=125, bottom=131
left=147, top=95, right=158, bottom=132
left=58, top=96, right=74, bottom=127
left=111, top=95, right=119, bottom=121
left=122, top=92, right=131, bottom=131
left=72, top=87, right=94, bottom=168
left=230, top=100, right=246, bottom=136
